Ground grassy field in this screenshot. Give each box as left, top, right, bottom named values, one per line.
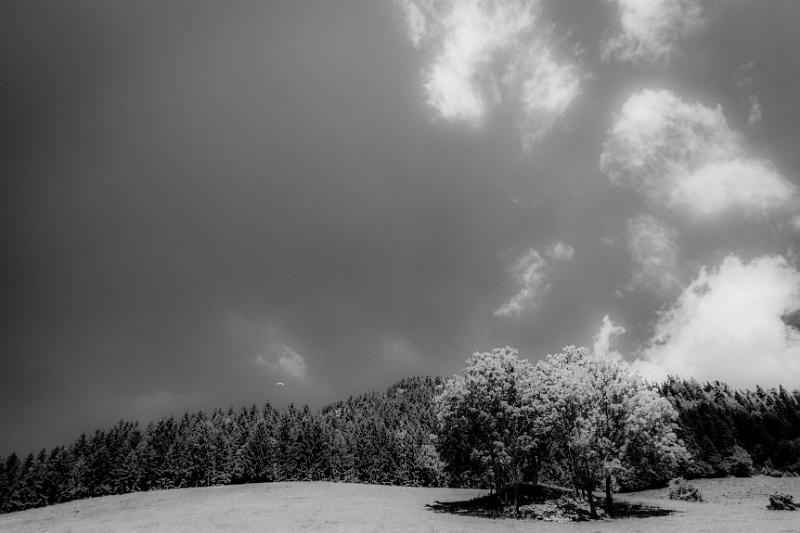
left=1, top=476, right=798, bottom=532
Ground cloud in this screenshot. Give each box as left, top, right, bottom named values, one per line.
left=227, top=314, right=310, bottom=382
left=670, top=159, right=794, bottom=217
left=603, top=0, right=703, bottom=64
left=627, top=214, right=682, bottom=295
left=377, top=335, right=427, bottom=376
left=510, top=43, right=583, bottom=148
left=633, top=255, right=800, bottom=390
left=397, top=0, right=583, bottom=146
left=398, top=0, right=427, bottom=48
left=735, top=62, right=763, bottom=127
left=545, top=240, right=575, bottom=261
left=592, top=315, right=626, bottom=358
left=792, top=214, right=800, bottom=233
left=255, top=343, right=308, bottom=381
left=495, top=248, right=550, bottom=317
left=601, top=89, right=796, bottom=218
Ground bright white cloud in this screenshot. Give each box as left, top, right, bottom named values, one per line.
left=627, top=214, right=682, bottom=295
left=495, top=248, right=550, bottom=317
left=604, top=0, right=703, bottom=64
left=545, top=240, right=575, bottom=261
left=670, top=159, right=795, bottom=217
left=397, top=0, right=583, bottom=146
left=634, top=255, right=800, bottom=389
left=601, top=89, right=796, bottom=217
left=592, top=315, right=626, bottom=358
left=421, top=0, right=535, bottom=125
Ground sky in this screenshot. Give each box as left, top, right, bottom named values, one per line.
left=2, top=0, right=800, bottom=456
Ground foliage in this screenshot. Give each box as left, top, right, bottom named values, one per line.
left=534, top=346, right=688, bottom=516
left=2, top=362, right=800, bottom=516
left=0, top=377, right=444, bottom=514
left=659, top=379, right=800, bottom=478
left=722, top=445, right=754, bottom=477
left=767, top=492, right=799, bottom=510
left=434, top=347, right=542, bottom=502
left=668, top=477, right=703, bottom=502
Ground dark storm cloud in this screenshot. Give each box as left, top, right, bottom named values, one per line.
left=3, top=0, right=800, bottom=456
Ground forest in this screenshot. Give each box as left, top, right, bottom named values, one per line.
left=2, top=369, right=799, bottom=514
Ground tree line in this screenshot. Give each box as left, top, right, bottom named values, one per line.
left=2, top=354, right=799, bottom=514
left=0, top=377, right=444, bottom=513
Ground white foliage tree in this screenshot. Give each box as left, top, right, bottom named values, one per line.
left=536, top=346, right=688, bottom=517
left=434, top=347, right=544, bottom=508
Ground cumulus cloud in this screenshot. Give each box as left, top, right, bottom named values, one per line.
left=670, top=159, right=794, bottom=217
left=545, top=240, right=575, bottom=261
left=397, top=0, right=583, bottom=146
left=627, top=214, right=682, bottom=295
left=603, top=0, right=703, bottom=64
left=601, top=89, right=796, bottom=218
left=634, top=255, right=800, bottom=389
left=495, top=248, right=550, bottom=317
left=592, top=315, right=626, bottom=358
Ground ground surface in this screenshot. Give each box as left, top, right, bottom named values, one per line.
left=1, top=476, right=798, bottom=532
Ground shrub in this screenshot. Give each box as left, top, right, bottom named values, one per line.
left=668, top=477, right=703, bottom=502
left=767, top=493, right=799, bottom=511
left=723, top=446, right=753, bottom=477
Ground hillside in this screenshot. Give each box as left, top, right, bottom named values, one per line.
left=1, top=477, right=799, bottom=532
left=2, top=376, right=800, bottom=513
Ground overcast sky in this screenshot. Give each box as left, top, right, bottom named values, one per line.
left=3, top=0, right=800, bottom=456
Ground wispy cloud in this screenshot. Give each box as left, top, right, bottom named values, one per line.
left=397, top=0, right=583, bottom=148
left=627, top=214, right=682, bottom=295
left=495, top=248, right=550, bottom=317
left=791, top=214, right=800, bottom=233
left=601, top=89, right=796, bottom=218
left=634, top=255, right=800, bottom=389
left=398, top=0, right=427, bottom=48
left=227, top=315, right=310, bottom=382
left=736, top=62, right=763, bottom=127
left=603, top=0, right=703, bottom=64
left=592, top=315, right=626, bottom=358
left=545, top=240, right=575, bottom=261
left=510, top=43, right=583, bottom=149
left=255, top=343, right=308, bottom=381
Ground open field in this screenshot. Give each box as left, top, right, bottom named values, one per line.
left=1, top=476, right=798, bottom=532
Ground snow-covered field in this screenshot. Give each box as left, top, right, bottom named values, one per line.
left=1, top=476, right=798, bottom=532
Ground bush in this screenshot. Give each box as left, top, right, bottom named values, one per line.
left=722, top=446, right=753, bottom=477
left=767, top=493, right=799, bottom=511
left=684, top=458, right=715, bottom=479
left=668, top=477, right=703, bottom=502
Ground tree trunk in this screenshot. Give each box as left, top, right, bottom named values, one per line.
left=605, top=475, right=614, bottom=517
left=586, top=478, right=597, bottom=519
left=513, top=483, right=519, bottom=514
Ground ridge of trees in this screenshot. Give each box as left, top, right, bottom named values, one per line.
left=1, top=371, right=799, bottom=514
